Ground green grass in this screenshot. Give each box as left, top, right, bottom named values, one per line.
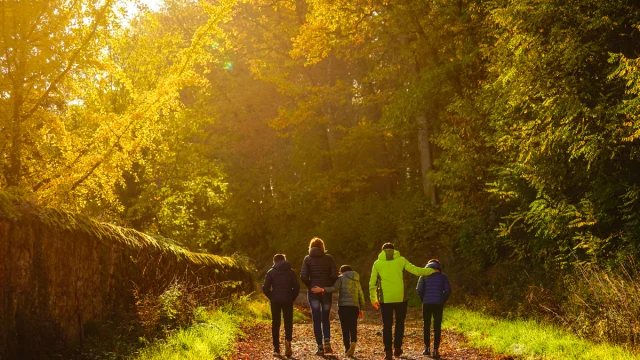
left=444, top=307, right=640, bottom=360
left=133, top=295, right=306, bottom=360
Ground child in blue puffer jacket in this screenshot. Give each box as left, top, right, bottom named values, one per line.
left=416, top=259, right=451, bottom=359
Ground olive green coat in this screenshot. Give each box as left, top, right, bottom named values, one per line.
left=324, top=271, right=366, bottom=309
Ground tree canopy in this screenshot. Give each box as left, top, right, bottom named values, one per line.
left=5, top=0, right=640, bottom=317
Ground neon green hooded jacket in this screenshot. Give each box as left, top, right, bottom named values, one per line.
left=369, top=249, right=434, bottom=304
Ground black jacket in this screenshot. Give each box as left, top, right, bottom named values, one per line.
left=300, top=247, right=338, bottom=288
left=262, top=260, right=300, bottom=303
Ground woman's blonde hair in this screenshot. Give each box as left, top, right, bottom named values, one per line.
left=308, top=237, right=325, bottom=252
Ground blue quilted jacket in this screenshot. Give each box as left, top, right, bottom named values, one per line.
left=416, top=262, right=451, bottom=305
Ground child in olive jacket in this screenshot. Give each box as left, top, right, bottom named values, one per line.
left=312, top=265, right=365, bottom=358
left=262, top=254, right=300, bottom=357
left=416, top=259, right=451, bottom=359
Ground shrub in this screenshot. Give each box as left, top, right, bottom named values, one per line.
left=559, top=261, right=640, bottom=345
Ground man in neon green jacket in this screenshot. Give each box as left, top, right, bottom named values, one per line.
left=369, top=243, right=435, bottom=359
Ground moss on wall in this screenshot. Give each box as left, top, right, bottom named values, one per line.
left=0, top=192, right=254, bottom=360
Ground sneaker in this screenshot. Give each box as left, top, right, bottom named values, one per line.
left=432, top=349, right=441, bottom=359
left=273, top=349, right=280, bottom=356
left=345, top=342, right=356, bottom=357
left=393, top=347, right=403, bottom=357
left=422, top=346, right=431, bottom=356
left=285, top=340, right=292, bottom=357
left=315, top=346, right=324, bottom=356
left=384, top=350, right=393, bottom=360
left=323, top=342, right=333, bottom=354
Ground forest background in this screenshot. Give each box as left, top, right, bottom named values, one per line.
left=4, top=0, right=640, bottom=347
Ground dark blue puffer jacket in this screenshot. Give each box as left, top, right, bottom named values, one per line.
left=262, top=260, right=301, bottom=303
left=416, top=262, right=451, bottom=305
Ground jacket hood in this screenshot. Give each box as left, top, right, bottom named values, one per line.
left=309, top=246, right=325, bottom=257
left=426, top=261, right=441, bottom=270
left=341, top=270, right=360, bottom=281
left=378, top=249, right=400, bottom=261
left=273, top=260, right=292, bottom=271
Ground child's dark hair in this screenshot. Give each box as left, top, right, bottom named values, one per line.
left=427, top=258, right=440, bottom=265
left=339, top=265, right=353, bottom=273
left=381, top=242, right=395, bottom=250
left=273, top=254, right=286, bottom=262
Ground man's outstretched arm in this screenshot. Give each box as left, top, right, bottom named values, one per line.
left=404, top=258, right=435, bottom=277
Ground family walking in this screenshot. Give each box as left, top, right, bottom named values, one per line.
left=261, top=238, right=451, bottom=359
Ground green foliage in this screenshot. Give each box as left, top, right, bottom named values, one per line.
left=134, top=295, right=303, bottom=360
left=0, top=190, right=252, bottom=272
left=134, top=307, right=241, bottom=360
left=159, top=285, right=183, bottom=322
left=444, top=307, right=640, bottom=359
left=9, top=0, right=640, bottom=350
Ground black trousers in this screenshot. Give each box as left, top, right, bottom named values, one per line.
left=271, top=301, right=294, bottom=351
left=380, top=301, right=408, bottom=351
left=422, top=303, right=444, bottom=350
left=338, top=306, right=359, bottom=351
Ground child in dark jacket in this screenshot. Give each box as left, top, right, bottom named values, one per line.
left=262, top=254, right=301, bottom=357
left=312, top=265, right=365, bottom=358
left=416, top=259, right=451, bottom=359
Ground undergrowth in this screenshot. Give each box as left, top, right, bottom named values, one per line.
left=444, top=307, right=640, bottom=360
left=133, top=295, right=305, bottom=360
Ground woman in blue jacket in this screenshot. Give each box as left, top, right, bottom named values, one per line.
left=416, top=259, right=451, bottom=359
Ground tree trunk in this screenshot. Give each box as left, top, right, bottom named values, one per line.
left=7, top=89, right=22, bottom=187
left=417, top=112, right=437, bottom=205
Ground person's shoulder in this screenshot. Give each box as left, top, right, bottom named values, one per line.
left=324, top=253, right=335, bottom=259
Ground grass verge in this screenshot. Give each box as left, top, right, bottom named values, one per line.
left=444, top=307, right=640, bottom=360
left=133, top=295, right=305, bottom=360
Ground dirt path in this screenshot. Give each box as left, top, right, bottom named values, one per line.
left=235, top=304, right=511, bottom=360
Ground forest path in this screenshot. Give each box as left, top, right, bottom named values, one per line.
left=235, top=304, right=511, bottom=360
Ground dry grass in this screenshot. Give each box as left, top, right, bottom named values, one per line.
left=560, top=260, right=640, bottom=345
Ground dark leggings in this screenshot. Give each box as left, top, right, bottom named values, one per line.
left=422, top=303, right=444, bottom=350
left=271, top=301, right=293, bottom=351
left=380, top=301, right=408, bottom=351
left=338, top=306, right=359, bottom=351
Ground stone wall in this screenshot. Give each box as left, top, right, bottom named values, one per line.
left=0, top=194, right=253, bottom=359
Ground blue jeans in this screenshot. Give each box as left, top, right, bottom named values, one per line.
left=308, top=291, right=332, bottom=346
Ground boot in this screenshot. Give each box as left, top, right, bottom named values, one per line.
left=315, top=345, right=324, bottom=356
left=393, top=347, right=403, bottom=357
left=432, top=349, right=441, bottom=359
left=345, top=342, right=356, bottom=357
left=422, top=346, right=431, bottom=356
left=323, top=341, right=333, bottom=354
left=284, top=340, right=292, bottom=357
left=384, top=350, right=393, bottom=360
